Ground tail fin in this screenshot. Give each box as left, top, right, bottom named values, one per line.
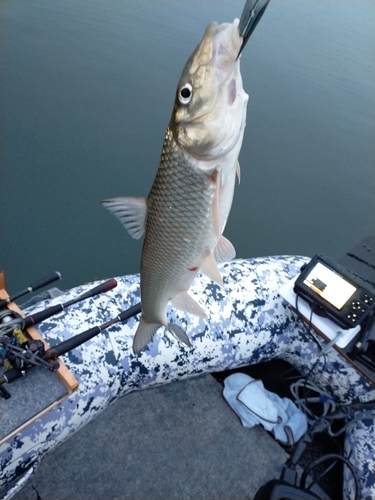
left=132, top=315, right=161, bottom=353
left=168, top=323, right=192, bottom=348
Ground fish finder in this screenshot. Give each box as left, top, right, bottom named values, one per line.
left=294, top=254, right=375, bottom=329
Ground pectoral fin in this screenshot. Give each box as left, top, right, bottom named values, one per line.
left=236, top=161, right=241, bottom=184
left=101, top=197, right=147, bottom=240
left=171, top=291, right=207, bottom=317
left=200, top=252, right=224, bottom=286
left=213, top=235, right=236, bottom=263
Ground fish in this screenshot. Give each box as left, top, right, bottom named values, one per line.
left=102, top=0, right=270, bottom=353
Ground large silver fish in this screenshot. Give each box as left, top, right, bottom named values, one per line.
left=102, top=1, right=270, bottom=353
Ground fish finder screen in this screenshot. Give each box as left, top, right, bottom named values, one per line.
left=303, top=262, right=357, bottom=309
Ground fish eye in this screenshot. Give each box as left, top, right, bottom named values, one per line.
left=178, top=83, right=193, bottom=104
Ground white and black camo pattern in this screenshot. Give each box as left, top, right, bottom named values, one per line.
left=1, top=256, right=374, bottom=499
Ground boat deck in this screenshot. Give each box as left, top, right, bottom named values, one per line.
left=12, top=373, right=288, bottom=500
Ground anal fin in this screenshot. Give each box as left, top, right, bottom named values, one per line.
left=200, top=252, right=224, bottom=286
left=171, top=291, right=207, bottom=318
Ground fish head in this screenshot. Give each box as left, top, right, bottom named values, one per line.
left=171, top=19, right=249, bottom=161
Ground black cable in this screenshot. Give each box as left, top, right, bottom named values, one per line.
left=286, top=281, right=372, bottom=498
left=304, top=457, right=337, bottom=491
left=31, top=483, right=43, bottom=500
left=279, top=366, right=304, bottom=382
left=300, top=453, right=360, bottom=500
left=287, top=404, right=373, bottom=499
left=295, top=294, right=328, bottom=379
left=295, top=294, right=323, bottom=351
left=293, top=293, right=331, bottom=422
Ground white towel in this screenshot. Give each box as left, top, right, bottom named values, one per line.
left=223, top=373, right=308, bottom=446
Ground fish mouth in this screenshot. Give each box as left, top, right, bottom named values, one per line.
left=210, top=0, right=271, bottom=75
left=210, top=21, right=242, bottom=76
left=237, top=0, right=270, bottom=57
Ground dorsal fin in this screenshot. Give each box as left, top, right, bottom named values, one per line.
left=101, top=197, right=147, bottom=240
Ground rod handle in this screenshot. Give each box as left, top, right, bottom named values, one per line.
left=52, top=326, right=102, bottom=357
left=118, top=303, right=141, bottom=321
left=0, top=271, right=62, bottom=310
left=64, top=279, right=117, bottom=307
left=23, top=304, right=64, bottom=329
left=29, top=271, right=62, bottom=292
left=44, top=302, right=141, bottom=360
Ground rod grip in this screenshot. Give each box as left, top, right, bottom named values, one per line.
left=118, top=303, right=141, bottom=321
left=43, top=302, right=141, bottom=361
left=30, top=272, right=62, bottom=292
left=45, top=303, right=141, bottom=359
left=52, top=326, right=102, bottom=357
left=23, top=304, right=64, bottom=329
left=65, top=279, right=117, bottom=306
left=0, top=272, right=62, bottom=310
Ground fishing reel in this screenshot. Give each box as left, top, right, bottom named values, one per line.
left=0, top=309, right=25, bottom=367
left=0, top=309, right=23, bottom=337
left=0, top=326, right=60, bottom=399
left=0, top=276, right=120, bottom=398
left=1, top=329, right=47, bottom=371
left=0, top=287, right=59, bottom=398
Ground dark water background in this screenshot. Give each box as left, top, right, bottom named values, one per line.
left=1, top=1, right=374, bottom=295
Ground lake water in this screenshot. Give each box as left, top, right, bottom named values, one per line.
left=1, top=0, right=374, bottom=295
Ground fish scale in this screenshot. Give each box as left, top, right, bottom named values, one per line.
left=142, top=128, right=216, bottom=310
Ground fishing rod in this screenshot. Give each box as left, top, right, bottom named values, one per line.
left=43, top=302, right=141, bottom=360
left=0, top=271, right=62, bottom=310
left=0, top=279, right=118, bottom=336
left=0, top=278, right=120, bottom=396
left=0, top=302, right=142, bottom=397
left=22, top=278, right=118, bottom=330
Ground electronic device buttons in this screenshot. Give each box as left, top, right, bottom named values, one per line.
left=362, top=294, right=374, bottom=305
left=351, top=301, right=367, bottom=313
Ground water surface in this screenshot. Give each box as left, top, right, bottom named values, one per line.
left=1, top=1, right=374, bottom=294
